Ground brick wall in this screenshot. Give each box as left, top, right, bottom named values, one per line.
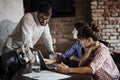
left=91, top=0, right=120, bottom=51
left=1, top=0, right=118, bottom=55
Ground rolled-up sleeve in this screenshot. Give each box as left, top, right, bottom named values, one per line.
left=41, top=25, right=54, bottom=52
left=90, top=47, right=108, bottom=74
left=62, top=46, right=75, bottom=59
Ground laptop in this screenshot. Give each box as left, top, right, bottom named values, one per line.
left=30, top=48, right=57, bottom=70
left=38, top=50, right=57, bottom=70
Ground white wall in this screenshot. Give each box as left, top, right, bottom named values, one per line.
left=0, top=0, right=24, bottom=55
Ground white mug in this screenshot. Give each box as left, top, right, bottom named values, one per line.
left=49, top=54, right=57, bottom=60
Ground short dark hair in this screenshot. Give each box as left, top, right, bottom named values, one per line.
left=74, top=21, right=89, bottom=33
left=38, top=3, right=52, bottom=16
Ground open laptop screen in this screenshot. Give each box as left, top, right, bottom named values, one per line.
left=30, top=48, right=56, bottom=70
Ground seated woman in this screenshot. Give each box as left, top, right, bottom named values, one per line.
left=46, top=22, right=86, bottom=67
left=57, top=23, right=120, bottom=80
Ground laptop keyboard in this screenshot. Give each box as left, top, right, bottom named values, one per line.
left=47, top=64, right=56, bottom=68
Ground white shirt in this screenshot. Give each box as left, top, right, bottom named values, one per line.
left=4, top=12, right=54, bottom=52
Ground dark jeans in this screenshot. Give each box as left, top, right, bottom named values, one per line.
left=0, top=56, right=4, bottom=80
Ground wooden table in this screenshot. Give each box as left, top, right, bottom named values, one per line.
left=12, top=64, right=92, bottom=80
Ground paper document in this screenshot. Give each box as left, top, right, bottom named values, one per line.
left=23, top=70, right=71, bottom=80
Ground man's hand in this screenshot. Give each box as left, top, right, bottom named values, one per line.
left=50, top=51, right=62, bottom=56
left=44, top=58, right=56, bottom=64
left=54, top=52, right=62, bottom=56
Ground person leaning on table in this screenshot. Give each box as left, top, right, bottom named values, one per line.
left=2, top=3, right=59, bottom=80
left=57, top=23, right=120, bottom=80
left=2, top=3, right=58, bottom=61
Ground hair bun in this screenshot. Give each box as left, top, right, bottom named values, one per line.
left=91, top=24, right=100, bottom=32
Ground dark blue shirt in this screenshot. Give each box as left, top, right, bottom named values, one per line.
left=62, top=41, right=84, bottom=59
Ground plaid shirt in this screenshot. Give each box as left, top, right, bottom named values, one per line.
left=89, top=43, right=120, bottom=80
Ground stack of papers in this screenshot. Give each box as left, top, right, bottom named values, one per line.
left=23, top=70, right=71, bottom=80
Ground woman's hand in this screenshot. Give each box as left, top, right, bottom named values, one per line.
left=89, top=41, right=100, bottom=51
left=79, top=41, right=100, bottom=66
left=57, top=62, right=70, bottom=73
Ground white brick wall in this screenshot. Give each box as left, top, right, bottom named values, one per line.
left=91, top=1, right=120, bottom=51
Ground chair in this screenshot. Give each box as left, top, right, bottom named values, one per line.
left=111, top=51, right=120, bottom=72
left=99, top=40, right=109, bottom=47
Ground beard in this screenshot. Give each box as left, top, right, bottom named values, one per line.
left=40, top=21, right=47, bottom=26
